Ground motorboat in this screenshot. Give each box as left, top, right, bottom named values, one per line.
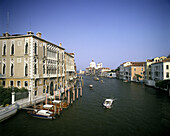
left=94, top=77, right=99, bottom=81
left=123, top=80, right=128, bottom=83
left=28, top=109, right=55, bottom=120
left=89, top=85, right=93, bottom=88
left=103, top=99, right=115, bottom=109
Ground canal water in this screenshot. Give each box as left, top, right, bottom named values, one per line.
left=1, top=75, right=170, bottom=136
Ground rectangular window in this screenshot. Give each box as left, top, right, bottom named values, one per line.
left=166, top=72, right=169, bottom=78
left=35, top=80, right=37, bottom=87
left=17, top=81, right=21, bottom=87
left=43, top=80, right=45, bottom=85
left=166, top=65, right=169, bottom=70
left=43, top=89, right=45, bottom=93
left=134, top=68, right=136, bottom=71
left=24, top=81, right=28, bottom=87
left=34, top=90, right=37, bottom=96
left=43, top=46, right=45, bottom=56
left=2, top=81, right=5, bottom=86
left=10, top=81, right=14, bottom=86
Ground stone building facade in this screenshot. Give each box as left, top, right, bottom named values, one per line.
left=0, top=32, right=76, bottom=101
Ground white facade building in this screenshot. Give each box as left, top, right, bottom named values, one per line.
left=97, top=62, right=102, bottom=69
left=151, top=58, right=170, bottom=81
left=89, top=59, right=96, bottom=69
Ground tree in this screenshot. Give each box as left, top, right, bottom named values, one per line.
left=135, top=74, right=142, bottom=81
left=0, top=86, right=28, bottom=107
left=156, top=80, right=170, bottom=90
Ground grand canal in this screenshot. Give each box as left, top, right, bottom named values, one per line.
left=1, top=75, right=170, bottom=136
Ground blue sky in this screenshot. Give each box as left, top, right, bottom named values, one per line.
left=0, top=0, right=170, bottom=70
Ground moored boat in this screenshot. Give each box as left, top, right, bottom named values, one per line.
left=123, top=80, right=128, bottom=83
left=28, top=109, right=55, bottom=120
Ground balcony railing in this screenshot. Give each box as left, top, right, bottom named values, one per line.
left=0, top=74, right=6, bottom=78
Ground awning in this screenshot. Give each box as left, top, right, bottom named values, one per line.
left=52, top=100, right=61, bottom=104
left=43, top=104, right=53, bottom=108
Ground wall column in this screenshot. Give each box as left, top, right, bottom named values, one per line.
left=12, top=92, right=15, bottom=104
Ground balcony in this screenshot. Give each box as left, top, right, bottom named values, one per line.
left=0, top=74, right=6, bottom=79
left=34, top=74, right=39, bottom=79
left=43, top=74, right=48, bottom=78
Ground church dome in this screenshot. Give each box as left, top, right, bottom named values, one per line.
left=90, top=59, right=96, bottom=68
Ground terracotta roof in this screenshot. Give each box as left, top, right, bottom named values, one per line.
left=65, top=52, right=74, bottom=58
left=146, top=59, right=152, bottom=62
left=131, top=62, right=145, bottom=66
left=163, top=58, right=170, bottom=62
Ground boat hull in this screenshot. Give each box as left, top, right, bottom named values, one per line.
left=30, top=113, right=55, bottom=120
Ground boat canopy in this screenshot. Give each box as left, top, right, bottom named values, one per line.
left=52, top=100, right=61, bottom=104
left=37, top=110, right=53, bottom=115
left=104, top=99, right=114, bottom=103
left=43, top=104, right=53, bottom=108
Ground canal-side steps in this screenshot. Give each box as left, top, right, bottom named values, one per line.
left=16, top=95, right=46, bottom=109
left=0, top=82, right=83, bottom=122
left=0, top=95, right=46, bottom=122
left=0, top=103, right=18, bottom=122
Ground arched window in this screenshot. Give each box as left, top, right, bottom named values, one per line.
left=34, top=64, right=37, bottom=74
left=3, top=64, right=6, bottom=75
left=3, top=44, right=6, bottom=55
left=11, top=64, right=14, bottom=76
left=11, top=44, right=14, bottom=55
left=25, top=42, right=28, bottom=54
left=25, top=64, right=28, bottom=76
left=34, top=42, right=37, bottom=55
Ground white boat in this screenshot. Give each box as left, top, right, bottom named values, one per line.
left=103, top=99, right=115, bottom=109
left=94, top=77, right=99, bottom=81
left=28, top=109, right=55, bottom=120
left=123, top=80, right=128, bottom=83
left=0, top=104, right=18, bottom=122
left=89, top=85, right=93, bottom=88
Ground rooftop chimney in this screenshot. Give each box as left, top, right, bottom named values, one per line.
left=27, top=31, right=34, bottom=35
left=59, top=42, right=62, bottom=47
left=36, top=32, right=42, bottom=38
left=3, top=32, right=10, bottom=37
